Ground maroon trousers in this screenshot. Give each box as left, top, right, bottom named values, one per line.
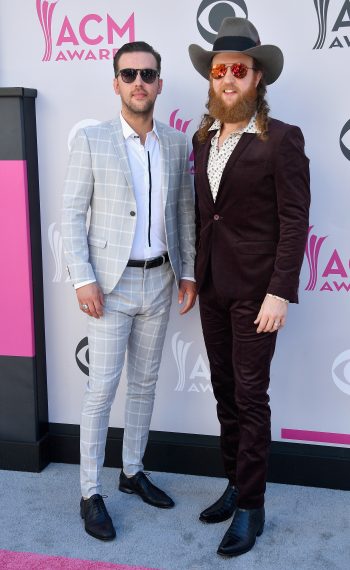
left=199, top=276, right=277, bottom=509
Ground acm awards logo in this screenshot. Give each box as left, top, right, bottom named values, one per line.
left=172, top=332, right=212, bottom=394
left=313, top=0, right=350, bottom=49
left=197, top=0, right=248, bottom=43
left=36, top=0, right=134, bottom=62
left=305, top=121, right=350, bottom=291
left=305, top=226, right=350, bottom=293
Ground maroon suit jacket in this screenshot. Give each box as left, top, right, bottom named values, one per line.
left=193, top=118, right=310, bottom=303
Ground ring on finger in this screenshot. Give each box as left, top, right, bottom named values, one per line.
left=80, top=303, right=89, bottom=311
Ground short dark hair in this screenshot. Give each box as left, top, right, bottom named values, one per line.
left=113, top=41, right=161, bottom=77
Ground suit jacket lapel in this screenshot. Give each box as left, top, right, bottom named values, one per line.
left=197, top=130, right=256, bottom=205
left=215, top=132, right=256, bottom=203
left=196, top=132, right=215, bottom=203
left=156, top=121, right=170, bottom=206
left=224, top=131, right=255, bottom=170
left=109, top=117, right=133, bottom=191
left=220, top=132, right=255, bottom=178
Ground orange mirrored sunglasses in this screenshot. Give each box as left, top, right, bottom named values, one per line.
left=210, top=63, right=256, bottom=80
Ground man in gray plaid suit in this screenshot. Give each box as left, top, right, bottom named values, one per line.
left=62, top=41, right=196, bottom=541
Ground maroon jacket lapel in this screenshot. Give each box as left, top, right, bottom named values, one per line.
left=195, top=130, right=256, bottom=205
left=215, top=132, right=256, bottom=204
left=194, top=131, right=215, bottom=203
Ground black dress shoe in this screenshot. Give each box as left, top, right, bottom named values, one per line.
left=199, top=483, right=238, bottom=523
left=119, top=471, right=174, bottom=509
left=80, top=494, right=116, bottom=541
left=217, top=507, right=265, bottom=557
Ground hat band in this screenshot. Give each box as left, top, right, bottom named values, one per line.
left=213, top=36, right=258, bottom=52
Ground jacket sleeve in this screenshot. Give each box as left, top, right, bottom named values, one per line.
left=177, top=136, right=196, bottom=280
left=61, top=129, right=97, bottom=285
left=192, top=134, right=201, bottom=255
left=267, top=126, right=310, bottom=302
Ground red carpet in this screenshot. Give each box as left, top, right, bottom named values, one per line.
left=0, top=550, right=159, bottom=570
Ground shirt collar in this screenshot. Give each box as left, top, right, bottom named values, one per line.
left=208, top=114, right=259, bottom=139
left=120, top=111, right=159, bottom=141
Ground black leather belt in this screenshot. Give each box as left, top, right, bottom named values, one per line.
left=127, top=253, right=169, bottom=269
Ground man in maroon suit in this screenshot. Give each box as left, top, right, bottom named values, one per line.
left=188, top=17, right=310, bottom=557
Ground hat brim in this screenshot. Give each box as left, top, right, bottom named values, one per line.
left=188, top=43, right=284, bottom=85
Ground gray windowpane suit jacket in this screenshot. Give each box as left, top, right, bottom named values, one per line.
left=62, top=116, right=195, bottom=293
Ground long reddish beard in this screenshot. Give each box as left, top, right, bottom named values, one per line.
left=208, top=82, right=257, bottom=124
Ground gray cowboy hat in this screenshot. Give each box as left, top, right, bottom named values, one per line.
left=188, top=17, right=283, bottom=85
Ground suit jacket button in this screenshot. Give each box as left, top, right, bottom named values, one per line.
left=213, top=214, right=220, bottom=221
left=130, top=211, right=136, bottom=216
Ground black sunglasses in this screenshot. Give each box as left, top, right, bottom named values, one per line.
left=116, top=68, right=160, bottom=84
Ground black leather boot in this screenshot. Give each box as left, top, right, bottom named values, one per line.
left=217, top=506, right=265, bottom=556
left=199, top=483, right=237, bottom=523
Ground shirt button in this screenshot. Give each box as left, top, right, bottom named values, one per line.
left=213, top=214, right=220, bottom=221
left=130, top=211, right=136, bottom=216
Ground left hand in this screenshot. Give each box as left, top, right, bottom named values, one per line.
left=254, top=294, right=288, bottom=334
left=178, top=279, right=197, bottom=315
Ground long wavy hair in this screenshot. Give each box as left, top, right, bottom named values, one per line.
left=196, top=60, right=270, bottom=144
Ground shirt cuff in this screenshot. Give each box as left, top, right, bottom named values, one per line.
left=266, top=293, right=289, bottom=304
left=74, top=279, right=96, bottom=290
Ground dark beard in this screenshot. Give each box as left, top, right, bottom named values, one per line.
left=208, top=83, right=257, bottom=124
left=124, top=98, right=155, bottom=116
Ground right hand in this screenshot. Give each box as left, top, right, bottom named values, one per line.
left=76, top=283, right=104, bottom=319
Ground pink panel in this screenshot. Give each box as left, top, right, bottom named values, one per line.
left=0, top=550, right=159, bottom=570
left=281, top=428, right=350, bottom=446
left=0, top=160, right=34, bottom=356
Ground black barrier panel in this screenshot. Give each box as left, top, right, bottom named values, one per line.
left=0, top=88, right=48, bottom=472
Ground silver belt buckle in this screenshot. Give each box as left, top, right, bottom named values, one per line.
left=143, top=259, right=148, bottom=269
left=161, top=254, right=165, bottom=265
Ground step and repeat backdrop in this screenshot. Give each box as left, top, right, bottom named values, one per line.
left=0, top=0, right=349, bottom=446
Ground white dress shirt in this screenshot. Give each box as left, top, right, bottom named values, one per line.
left=207, top=115, right=258, bottom=202
left=121, top=112, right=166, bottom=260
